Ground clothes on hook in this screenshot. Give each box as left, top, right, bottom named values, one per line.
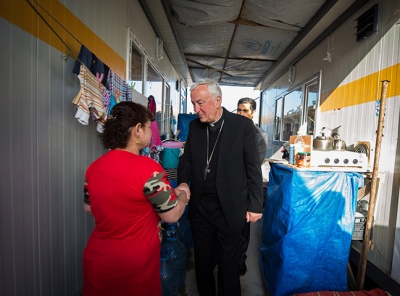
left=72, top=64, right=107, bottom=133
left=108, top=70, right=132, bottom=102
left=148, top=95, right=156, bottom=117
left=141, top=95, right=163, bottom=163
left=72, top=45, right=134, bottom=133
left=72, top=45, right=109, bottom=86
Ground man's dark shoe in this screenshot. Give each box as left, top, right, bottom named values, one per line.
left=238, top=262, right=247, bottom=276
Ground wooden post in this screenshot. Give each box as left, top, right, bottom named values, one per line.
left=355, top=80, right=390, bottom=289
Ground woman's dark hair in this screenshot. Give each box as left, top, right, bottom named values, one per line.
left=101, top=101, right=154, bottom=149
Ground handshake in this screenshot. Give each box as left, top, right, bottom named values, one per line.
left=175, top=183, right=191, bottom=205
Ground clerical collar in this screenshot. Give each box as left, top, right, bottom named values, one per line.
left=209, top=109, right=224, bottom=128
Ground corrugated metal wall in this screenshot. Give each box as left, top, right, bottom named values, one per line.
left=0, top=0, right=183, bottom=295
left=260, top=0, right=400, bottom=281
left=0, top=18, right=100, bottom=295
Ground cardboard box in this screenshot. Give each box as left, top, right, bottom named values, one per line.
left=289, top=135, right=312, bottom=152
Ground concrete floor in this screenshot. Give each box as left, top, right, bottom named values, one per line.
left=179, top=217, right=269, bottom=296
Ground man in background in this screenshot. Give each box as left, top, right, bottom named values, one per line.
left=236, top=97, right=268, bottom=275
left=237, top=97, right=268, bottom=163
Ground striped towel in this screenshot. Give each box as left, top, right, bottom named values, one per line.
left=72, top=64, right=106, bottom=129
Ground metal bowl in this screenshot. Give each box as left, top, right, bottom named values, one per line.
left=313, top=136, right=333, bottom=151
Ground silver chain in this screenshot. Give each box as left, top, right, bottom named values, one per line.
left=205, top=120, right=224, bottom=180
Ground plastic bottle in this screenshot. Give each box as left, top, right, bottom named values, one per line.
left=160, top=246, right=179, bottom=296
left=162, top=222, right=185, bottom=248
left=162, top=224, right=187, bottom=287
left=294, top=132, right=305, bottom=166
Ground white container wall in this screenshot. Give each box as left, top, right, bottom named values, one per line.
left=260, top=0, right=400, bottom=285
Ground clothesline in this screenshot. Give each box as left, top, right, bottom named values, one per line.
left=26, top=0, right=110, bottom=71
left=25, top=0, right=73, bottom=61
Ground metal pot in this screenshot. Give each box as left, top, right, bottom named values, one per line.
left=333, top=139, right=346, bottom=151
left=313, top=136, right=333, bottom=151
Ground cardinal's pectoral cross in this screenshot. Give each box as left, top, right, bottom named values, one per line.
left=204, top=163, right=210, bottom=180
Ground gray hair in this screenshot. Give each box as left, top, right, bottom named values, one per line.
left=190, top=79, right=222, bottom=99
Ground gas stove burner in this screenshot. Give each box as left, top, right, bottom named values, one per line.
left=354, top=141, right=370, bottom=155
left=354, top=144, right=368, bottom=154
left=354, top=141, right=371, bottom=166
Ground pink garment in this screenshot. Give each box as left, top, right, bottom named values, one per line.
left=148, top=95, right=156, bottom=117
left=150, top=121, right=162, bottom=147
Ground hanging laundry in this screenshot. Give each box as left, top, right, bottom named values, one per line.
left=72, top=64, right=107, bottom=132
left=108, top=70, right=132, bottom=102
left=141, top=96, right=163, bottom=163
left=72, top=45, right=109, bottom=86
left=141, top=133, right=163, bottom=163
left=107, top=90, right=121, bottom=116
left=72, top=88, right=89, bottom=124
left=91, top=52, right=109, bottom=86
left=101, top=64, right=110, bottom=86
left=148, top=95, right=156, bottom=117
left=72, top=45, right=92, bottom=75
left=72, top=47, right=133, bottom=133
left=102, top=88, right=112, bottom=115
left=150, top=121, right=162, bottom=147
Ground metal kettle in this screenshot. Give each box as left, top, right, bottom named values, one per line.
left=332, top=133, right=346, bottom=151
left=313, top=127, right=333, bottom=151
left=313, top=135, right=333, bottom=151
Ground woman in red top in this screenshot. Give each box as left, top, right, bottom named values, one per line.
left=83, top=101, right=189, bottom=296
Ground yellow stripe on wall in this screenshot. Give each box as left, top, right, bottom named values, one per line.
left=320, top=63, right=399, bottom=112
left=0, top=0, right=126, bottom=79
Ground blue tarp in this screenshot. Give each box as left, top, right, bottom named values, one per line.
left=260, top=164, right=364, bottom=296
left=177, top=114, right=198, bottom=142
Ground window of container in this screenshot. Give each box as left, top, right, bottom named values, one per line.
left=274, top=98, right=283, bottom=141
left=273, top=73, right=320, bottom=143
left=282, top=88, right=302, bottom=141
left=128, top=38, right=144, bottom=94
left=180, top=84, right=187, bottom=114
left=305, top=80, right=318, bottom=135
